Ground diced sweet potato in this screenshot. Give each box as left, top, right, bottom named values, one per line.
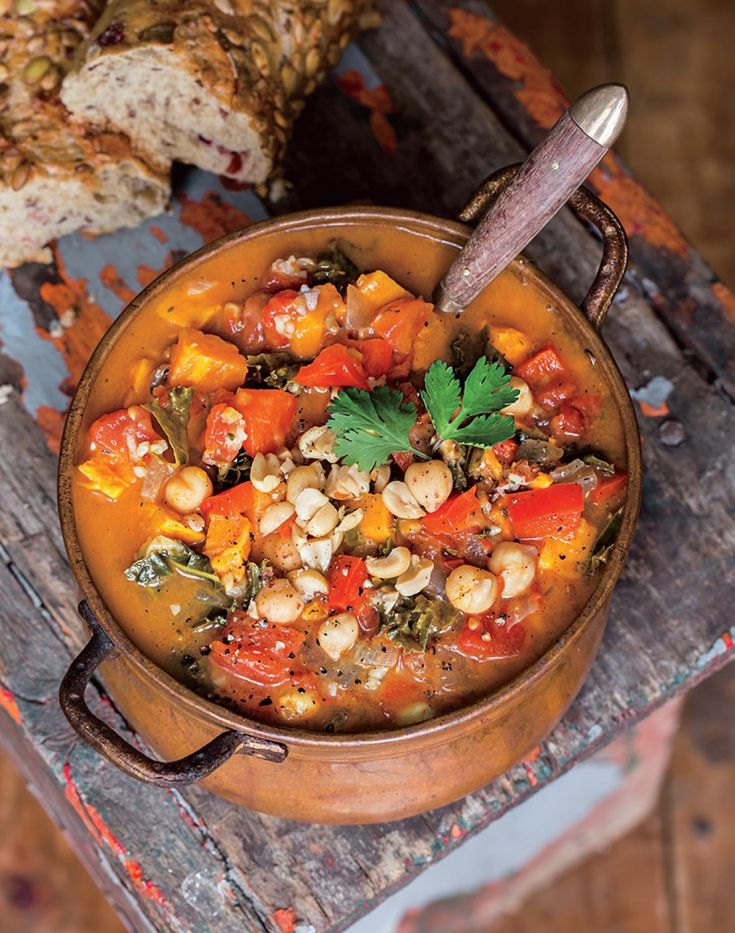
left=143, top=505, right=205, bottom=546
left=78, top=458, right=129, bottom=500
left=354, top=270, right=410, bottom=315
left=168, top=327, right=247, bottom=393
left=488, top=326, right=533, bottom=366
left=204, top=514, right=253, bottom=577
left=360, top=494, right=394, bottom=544
left=538, top=518, right=596, bottom=576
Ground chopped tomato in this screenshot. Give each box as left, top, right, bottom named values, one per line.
left=79, top=406, right=163, bottom=498
left=88, top=405, right=160, bottom=459
left=261, top=289, right=302, bottom=350
left=392, top=451, right=415, bottom=472
left=222, top=291, right=267, bottom=352
left=372, top=298, right=432, bottom=359
left=421, top=488, right=485, bottom=538
left=589, top=470, right=628, bottom=508
left=295, top=344, right=370, bottom=389
left=346, top=337, right=394, bottom=378
left=515, top=343, right=577, bottom=411
left=493, top=438, right=519, bottom=465
left=234, top=388, right=297, bottom=457
left=514, top=343, right=566, bottom=383
left=551, top=394, right=602, bottom=436
left=328, top=556, right=369, bottom=612
left=456, top=615, right=526, bottom=661
left=550, top=404, right=585, bottom=437
left=202, top=402, right=247, bottom=468
left=506, top=482, right=584, bottom=540
left=209, top=614, right=304, bottom=686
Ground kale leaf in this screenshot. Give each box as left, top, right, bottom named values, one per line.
left=145, top=386, right=194, bottom=466
left=379, top=594, right=458, bottom=652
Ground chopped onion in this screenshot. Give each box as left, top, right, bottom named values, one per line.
left=344, top=285, right=373, bottom=334
left=140, top=458, right=174, bottom=501
left=504, top=592, right=542, bottom=626
left=352, top=639, right=399, bottom=669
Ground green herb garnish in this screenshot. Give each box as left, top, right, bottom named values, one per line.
left=327, top=357, right=519, bottom=472
left=145, top=386, right=194, bottom=466
left=328, top=385, right=427, bottom=472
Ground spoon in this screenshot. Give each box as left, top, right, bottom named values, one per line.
left=433, top=83, right=628, bottom=315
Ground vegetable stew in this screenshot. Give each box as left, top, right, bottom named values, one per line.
left=72, top=227, right=628, bottom=733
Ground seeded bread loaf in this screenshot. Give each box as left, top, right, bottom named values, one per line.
left=60, top=0, right=375, bottom=184
left=0, top=0, right=169, bottom=269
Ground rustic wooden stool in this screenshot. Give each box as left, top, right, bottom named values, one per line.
left=1, top=4, right=733, bottom=931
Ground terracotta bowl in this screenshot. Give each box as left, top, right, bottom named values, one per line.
left=57, top=170, right=642, bottom=824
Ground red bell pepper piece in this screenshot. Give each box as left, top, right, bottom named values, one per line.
left=234, top=388, right=297, bottom=457
left=589, top=470, right=628, bottom=507
left=421, top=488, right=485, bottom=538
left=201, top=481, right=254, bottom=520
left=295, top=344, right=370, bottom=389
left=327, top=556, right=369, bottom=612
left=506, top=482, right=584, bottom=540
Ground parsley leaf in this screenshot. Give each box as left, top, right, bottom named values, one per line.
left=420, top=358, right=518, bottom=450
left=327, top=385, right=427, bottom=472
left=145, top=386, right=194, bottom=466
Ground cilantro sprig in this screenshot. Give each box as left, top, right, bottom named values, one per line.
left=328, top=385, right=428, bottom=472
left=327, top=357, right=519, bottom=471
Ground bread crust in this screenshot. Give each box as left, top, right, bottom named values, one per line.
left=0, top=0, right=169, bottom=268
left=61, top=0, right=374, bottom=183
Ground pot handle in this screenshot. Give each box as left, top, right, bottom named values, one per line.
left=59, top=601, right=287, bottom=787
left=457, top=165, right=628, bottom=330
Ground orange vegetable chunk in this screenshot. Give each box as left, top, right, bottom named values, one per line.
left=168, top=327, right=247, bottom=393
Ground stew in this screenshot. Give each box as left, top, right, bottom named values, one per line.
left=72, top=231, right=628, bottom=733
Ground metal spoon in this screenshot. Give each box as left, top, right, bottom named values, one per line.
left=433, top=83, right=629, bottom=315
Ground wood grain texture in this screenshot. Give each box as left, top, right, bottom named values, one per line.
left=0, top=1, right=733, bottom=931
left=435, top=112, right=606, bottom=311
left=416, top=0, right=735, bottom=396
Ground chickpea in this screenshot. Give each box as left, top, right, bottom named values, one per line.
left=286, top=464, right=323, bottom=504
left=288, top=568, right=329, bottom=600
left=395, top=701, right=434, bottom=726
left=277, top=688, right=319, bottom=720
left=255, top=578, right=304, bottom=625
left=502, top=377, right=534, bottom=417
left=164, top=466, right=213, bottom=513
left=445, top=564, right=499, bottom=615
left=261, top=535, right=303, bottom=573
left=489, top=542, right=537, bottom=598
left=317, top=612, right=359, bottom=661
left=404, top=460, right=453, bottom=513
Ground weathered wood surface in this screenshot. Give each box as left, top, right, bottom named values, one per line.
left=0, top=2, right=734, bottom=932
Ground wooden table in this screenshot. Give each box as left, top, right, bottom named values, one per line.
left=1, top=3, right=734, bottom=931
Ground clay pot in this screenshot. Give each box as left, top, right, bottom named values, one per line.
left=57, top=171, right=641, bottom=824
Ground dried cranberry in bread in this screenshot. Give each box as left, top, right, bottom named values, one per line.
left=60, top=0, right=376, bottom=184
left=0, top=0, right=169, bottom=269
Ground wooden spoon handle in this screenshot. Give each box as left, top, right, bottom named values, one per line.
left=434, top=84, right=628, bottom=314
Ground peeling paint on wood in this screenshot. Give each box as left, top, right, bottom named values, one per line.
left=0, top=2, right=733, bottom=931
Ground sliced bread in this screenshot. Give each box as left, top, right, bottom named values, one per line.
left=60, top=0, right=374, bottom=185
left=0, top=1, right=169, bottom=269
